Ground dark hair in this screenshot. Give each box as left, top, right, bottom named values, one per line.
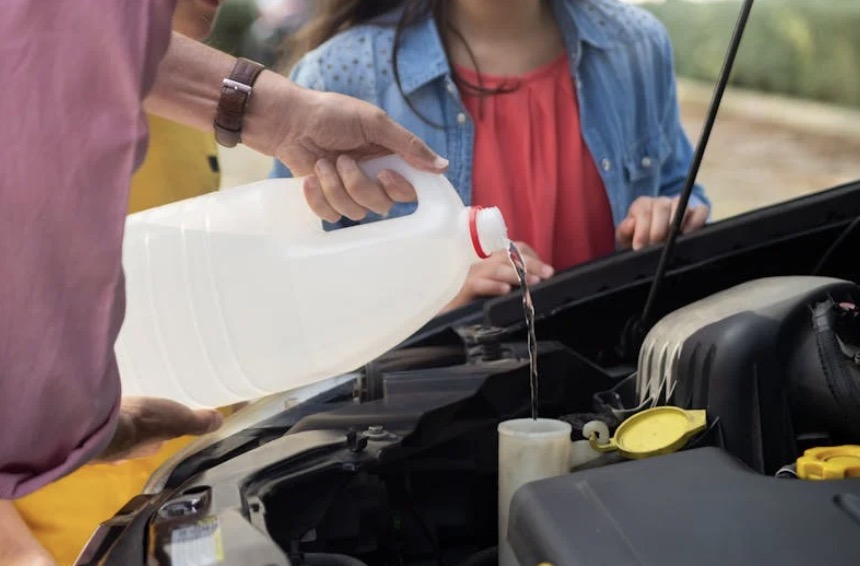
left=279, top=0, right=519, bottom=126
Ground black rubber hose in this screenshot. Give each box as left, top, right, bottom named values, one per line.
left=299, top=553, right=368, bottom=566
left=811, top=300, right=860, bottom=436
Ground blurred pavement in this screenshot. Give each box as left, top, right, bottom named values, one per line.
left=678, top=79, right=860, bottom=220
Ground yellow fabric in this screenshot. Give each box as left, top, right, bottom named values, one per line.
left=14, top=115, right=222, bottom=566
left=14, top=437, right=197, bottom=566
left=127, top=114, right=220, bottom=214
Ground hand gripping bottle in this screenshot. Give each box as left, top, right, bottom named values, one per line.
left=115, top=155, right=509, bottom=408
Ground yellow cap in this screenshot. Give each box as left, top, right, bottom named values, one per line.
left=796, top=445, right=860, bottom=480
left=589, top=406, right=707, bottom=459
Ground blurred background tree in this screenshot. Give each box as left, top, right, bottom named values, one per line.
left=206, top=0, right=860, bottom=109
left=642, top=0, right=860, bottom=108
left=205, top=0, right=259, bottom=57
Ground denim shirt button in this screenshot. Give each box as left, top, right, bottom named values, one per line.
left=641, top=156, right=652, bottom=168
left=457, top=112, right=468, bottom=125
left=447, top=81, right=456, bottom=94
left=601, top=158, right=612, bottom=172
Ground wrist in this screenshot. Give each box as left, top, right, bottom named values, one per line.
left=241, top=70, right=306, bottom=158
left=213, top=58, right=266, bottom=148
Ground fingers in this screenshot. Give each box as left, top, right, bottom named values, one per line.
left=335, top=155, right=395, bottom=215
left=470, top=277, right=513, bottom=297
left=448, top=245, right=556, bottom=309
left=377, top=169, right=417, bottom=202
left=135, top=398, right=222, bottom=440
left=443, top=260, right=513, bottom=313
left=303, top=176, right=339, bottom=223
left=512, top=240, right=538, bottom=259
left=304, top=156, right=419, bottom=222
left=313, top=158, right=368, bottom=221
left=511, top=241, right=554, bottom=279
left=630, top=200, right=654, bottom=251
left=669, top=198, right=695, bottom=236
left=363, top=109, right=449, bottom=173
left=523, top=253, right=554, bottom=279
left=489, top=259, right=531, bottom=286
left=683, top=205, right=710, bottom=234
left=616, top=217, right=635, bottom=249
left=618, top=197, right=709, bottom=250
left=467, top=251, right=554, bottom=294
left=648, top=197, right=672, bottom=246
left=98, top=397, right=222, bottom=462
left=488, top=254, right=546, bottom=286
left=177, top=408, right=224, bottom=437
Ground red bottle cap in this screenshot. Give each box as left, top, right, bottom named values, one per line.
left=469, top=206, right=491, bottom=259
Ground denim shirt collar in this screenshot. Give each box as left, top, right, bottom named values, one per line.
left=564, top=0, right=622, bottom=51
left=395, top=15, right=450, bottom=95
left=395, top=0, right=616, bottom=96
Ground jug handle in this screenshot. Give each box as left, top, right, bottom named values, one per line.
left=358, top=154, right=457, bottom=209
left=293, top=154, right=462, bottom=233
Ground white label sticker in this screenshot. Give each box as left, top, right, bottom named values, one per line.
left=169, top=517, right=224, bottom=566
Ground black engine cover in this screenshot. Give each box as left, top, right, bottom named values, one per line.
left=637, top=276, right=860, bottom=474
left=509, top=447, right=860, bottom=566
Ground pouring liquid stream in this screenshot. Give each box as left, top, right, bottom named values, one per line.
left=508, top=242, right=539, bottom=420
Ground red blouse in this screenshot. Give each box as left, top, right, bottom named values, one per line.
left=457, top=53, right=615, bottom=271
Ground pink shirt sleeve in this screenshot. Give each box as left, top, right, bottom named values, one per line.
left=0, top=0, right=176, bottom=498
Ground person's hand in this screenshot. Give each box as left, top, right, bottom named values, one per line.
left=442, top=242, right=554, bottom=312
left=616, top=196, right=709, bottom=251
left=0, top=542, right=56, bottom=566
left=0, top=544, right=55, bottom=566
left=0, top=501, right=57, bottom=566
left=96, top=397, right=222, bottom=462
left=269, top=86, right=449, bottom=223
left=145, top=36, right=447, bottom=223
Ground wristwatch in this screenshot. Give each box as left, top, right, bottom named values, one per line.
left=213, top=57, right=266, bottom=148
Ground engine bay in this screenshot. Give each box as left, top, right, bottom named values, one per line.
left=78, top=182, right=860, bottom=566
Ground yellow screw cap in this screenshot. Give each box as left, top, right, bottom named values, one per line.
left=796, top=445, right=860, bottom=480
left=589, top=406, right=707, bottom=459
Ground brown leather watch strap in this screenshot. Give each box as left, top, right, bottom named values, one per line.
left=214, top=58, right=266, bottom=148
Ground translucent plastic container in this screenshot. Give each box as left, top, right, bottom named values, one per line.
left=115, top=155, right=508, bottom=408
left=498, top=418, right=573, bottom=566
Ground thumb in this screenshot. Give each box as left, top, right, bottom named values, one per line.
left=98, top=399, right=222, bottom=462
left=165, top=407, right=223, bottom=438
left=133, top=398, right=222, bottom=440
left=367, top=113, right=449, bottom=173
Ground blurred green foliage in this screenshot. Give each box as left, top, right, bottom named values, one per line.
left=205, top=0, right=259, bottom=57
left=203, top=0, right=860, bottom=108
left=644, top=0, right=860, bottom=108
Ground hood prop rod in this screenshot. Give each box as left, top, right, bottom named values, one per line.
left=637, top=0, right=756, bottom=339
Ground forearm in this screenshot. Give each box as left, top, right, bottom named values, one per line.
left=145, top=32, right=306, bottom=158
left=0, top=501, right=54, bottom=566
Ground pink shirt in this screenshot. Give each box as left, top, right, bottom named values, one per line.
left=0, top=0, right=176, bottom=498
left=458, top=54, right=616, bottom=272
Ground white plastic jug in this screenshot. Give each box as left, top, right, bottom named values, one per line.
left=115, top=155, right=509, bottom=408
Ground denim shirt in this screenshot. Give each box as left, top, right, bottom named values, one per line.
left=271, top=0, right=709, bottom=230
